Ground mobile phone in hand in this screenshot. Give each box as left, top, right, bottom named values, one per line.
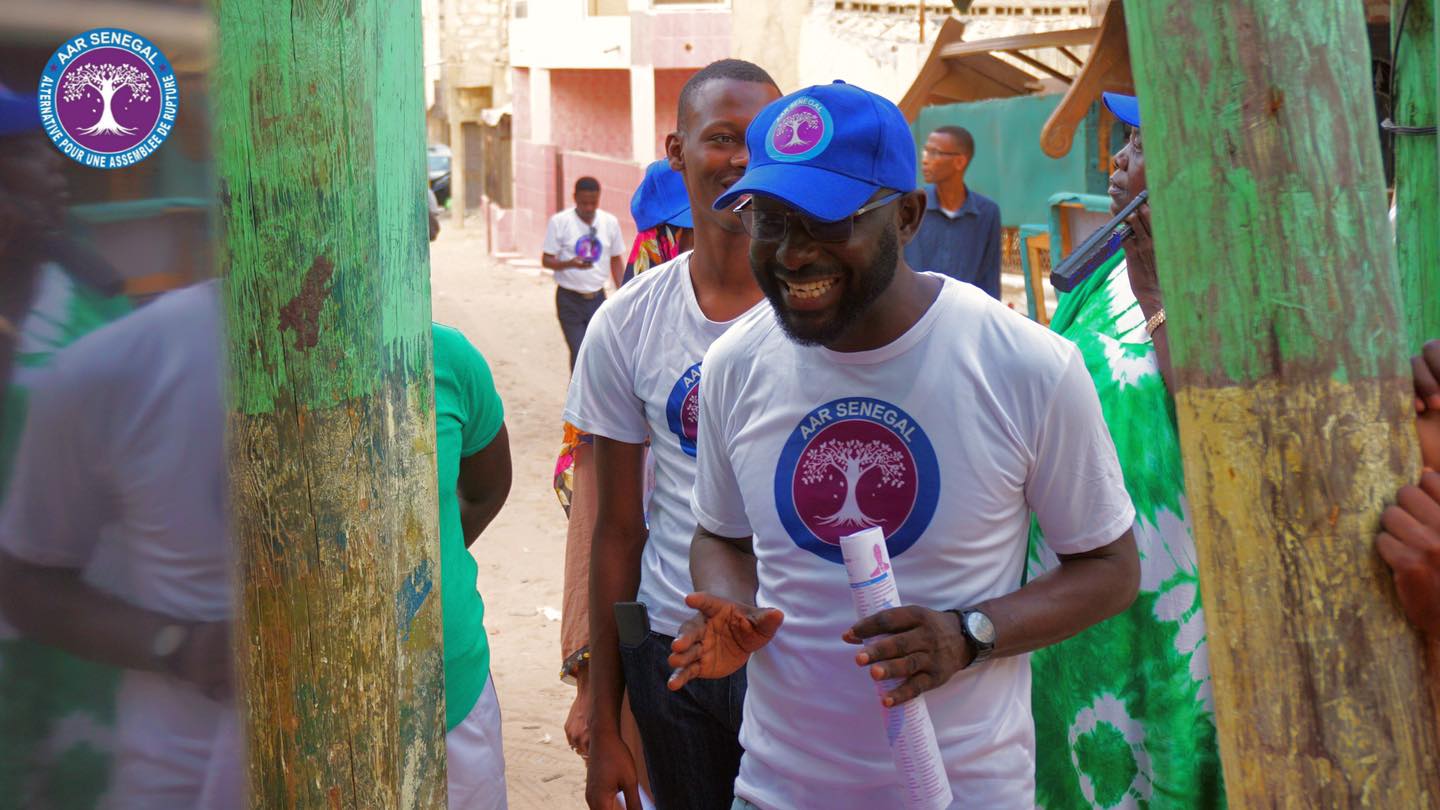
left=614, top=601, right=650, bottom=647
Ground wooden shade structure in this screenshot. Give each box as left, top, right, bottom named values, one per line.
left=898, top=18, right=1098, bottom=120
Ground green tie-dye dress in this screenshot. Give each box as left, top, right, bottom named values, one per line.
left=1027, top=252, right=1226, bottom=809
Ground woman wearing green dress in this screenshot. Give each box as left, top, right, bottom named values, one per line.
left=1026, top=93, right=1225, bottom=809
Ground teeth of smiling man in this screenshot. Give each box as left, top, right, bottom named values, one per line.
left=785, top=278, right=838, bottom=300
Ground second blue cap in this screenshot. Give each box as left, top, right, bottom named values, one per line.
left=631, top=159, right=693, bottom=232
left=1102, top=92, right=1141, bottom=128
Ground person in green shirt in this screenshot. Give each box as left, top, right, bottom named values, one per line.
left=432, top=322, right=513, bottom=809
left=1026, top=93, right=1225, bottom=809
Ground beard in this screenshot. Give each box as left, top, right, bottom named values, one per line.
left=753, top=224, right=899, bottom=347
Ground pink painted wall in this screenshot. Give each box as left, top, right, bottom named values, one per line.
left=512, top=67, right=531, bottom=141
left=653, top=68, right=695, bottom=158
left=513, top=139, right=559, bottom=257
left=631, top=12, right=731, bottom=70
left=550, top=69, right=632, bottom=161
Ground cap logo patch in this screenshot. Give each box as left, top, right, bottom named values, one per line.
left=766, top=97, right=833, bottom=163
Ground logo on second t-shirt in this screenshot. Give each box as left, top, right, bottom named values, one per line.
left=774, top=397, right=939, bottom=563
left=574, top=230, right=603, bottom=263
left=665, top=362, right=702, bottom=457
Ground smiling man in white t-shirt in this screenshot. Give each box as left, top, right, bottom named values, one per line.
left=666, top=81, right=1141, bottom=810
left=564, top=60, right=781, bottom=810
left=543, top=176, right=624, bottom=370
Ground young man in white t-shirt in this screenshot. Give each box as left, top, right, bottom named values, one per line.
left=543, top=176, right=625, bottom=369
left=666, top=81, right=1141, bottom=810
left=563, top=60, right=781, bottom=810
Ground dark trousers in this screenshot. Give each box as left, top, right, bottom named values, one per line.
left=620, top=631, right=746, bottom=810
left=556, top=286, right=605, bottom=370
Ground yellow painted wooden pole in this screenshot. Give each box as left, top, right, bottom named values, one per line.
left=214, top=0, right=447, bottom=806
left=1125, top=1, right=1440, bottom=805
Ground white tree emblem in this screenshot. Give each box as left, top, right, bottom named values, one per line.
left=800, top=438, right=906, bottom=528
left=62, top=62, right=152, bottom=137
left=682, top=388, right=700, bottom=430
left=774, top=108, right=821, bottom=149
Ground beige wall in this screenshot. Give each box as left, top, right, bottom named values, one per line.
left=797, top=10, right=934, bottom=102
left=729, top=0, right=809, bottom=92
left=442, top=0, right=511, bottom=100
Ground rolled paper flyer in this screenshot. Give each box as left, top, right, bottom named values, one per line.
left=840, top=526, right=953, bottom=810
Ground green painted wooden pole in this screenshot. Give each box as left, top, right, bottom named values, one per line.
left=1394, top=0, right=1440, bottom=350
left=1125, top=1, right=1440, bottom=805
left=214, top=1, right=447, bottom=807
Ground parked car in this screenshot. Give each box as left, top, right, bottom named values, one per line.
left=428, top=143, right=452, bottom=207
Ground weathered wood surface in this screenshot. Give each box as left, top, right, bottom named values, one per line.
left=1125, top=1, right=1440, bottom=805
left=1394, top=0, right=1440, bottom=352
left=214, top=0, right=447, bottom=807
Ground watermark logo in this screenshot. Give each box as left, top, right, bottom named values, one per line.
left=773, top=397, right=939, bottom=563
left=765, top=97, right=833, bottom=163
left=39, top=28, right=179, bottom=168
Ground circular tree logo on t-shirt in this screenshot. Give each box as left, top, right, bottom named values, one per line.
left=765, top=97, right=834, bottom=163
left=574, top=231, right=603, bottom=263
left=774, top=397, right=940, bottom=563
left=665, top=362, right=702, bottom=457
left=39, top=28, right=178, bottom=168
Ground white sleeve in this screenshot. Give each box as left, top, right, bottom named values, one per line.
left=562, top=302, right=649, bottom=444
left=690, top=355, right=752, bottom=538
left=1025, top=350, right=1135, bottom=555
left=542, top=215, right=563, bottom=255
left=0, top=360, right=109, bottom=567
left=606, top=217, right=625, bottom=258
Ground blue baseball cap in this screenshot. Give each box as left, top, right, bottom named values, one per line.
left=631, top=159, right=693, bottom=231
left=0, top=84, right=41, bottom=137
left=1102, top=92, right=1140, bottom=128
left=713, top=81, right=916, bottom=222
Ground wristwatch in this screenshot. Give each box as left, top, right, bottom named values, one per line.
left=150, top=623, right=191, bottom=674
left=949, top=608, right=996, bottom=669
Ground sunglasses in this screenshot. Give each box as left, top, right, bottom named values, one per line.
left=732, top=191, right=903, bottom=244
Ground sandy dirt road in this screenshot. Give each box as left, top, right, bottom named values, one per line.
left=430, top=221, right=588, bottom=808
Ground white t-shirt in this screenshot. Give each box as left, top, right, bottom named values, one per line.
left=563, top=252, right=762, bottom=636
left=690, top=276, right=1135, bottom=810
left=543, top=207, right=624, bottom=293
left=0, top=281, right=238, bottom=808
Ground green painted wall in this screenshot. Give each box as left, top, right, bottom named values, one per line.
left=913, top=94, right=1115, bottom=227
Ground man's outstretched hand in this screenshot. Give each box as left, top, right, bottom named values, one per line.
left=666, top=592, right=783, bottom=690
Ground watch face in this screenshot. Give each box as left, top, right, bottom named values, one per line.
left=151, top=624, right=188, bottom=658
left=965, top=611, right=996, bottom=646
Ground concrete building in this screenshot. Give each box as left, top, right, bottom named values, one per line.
left=504, top=0, right=735, bottom=256
left=502, top=0, right=1100, bottom=258
left=424, top=0, right=511, bottom=229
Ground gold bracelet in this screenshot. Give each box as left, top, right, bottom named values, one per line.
left=1144, top=308, right=1167, bottom=336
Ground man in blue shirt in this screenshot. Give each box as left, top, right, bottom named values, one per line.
left=903, top=125, right=1003, bottom=299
